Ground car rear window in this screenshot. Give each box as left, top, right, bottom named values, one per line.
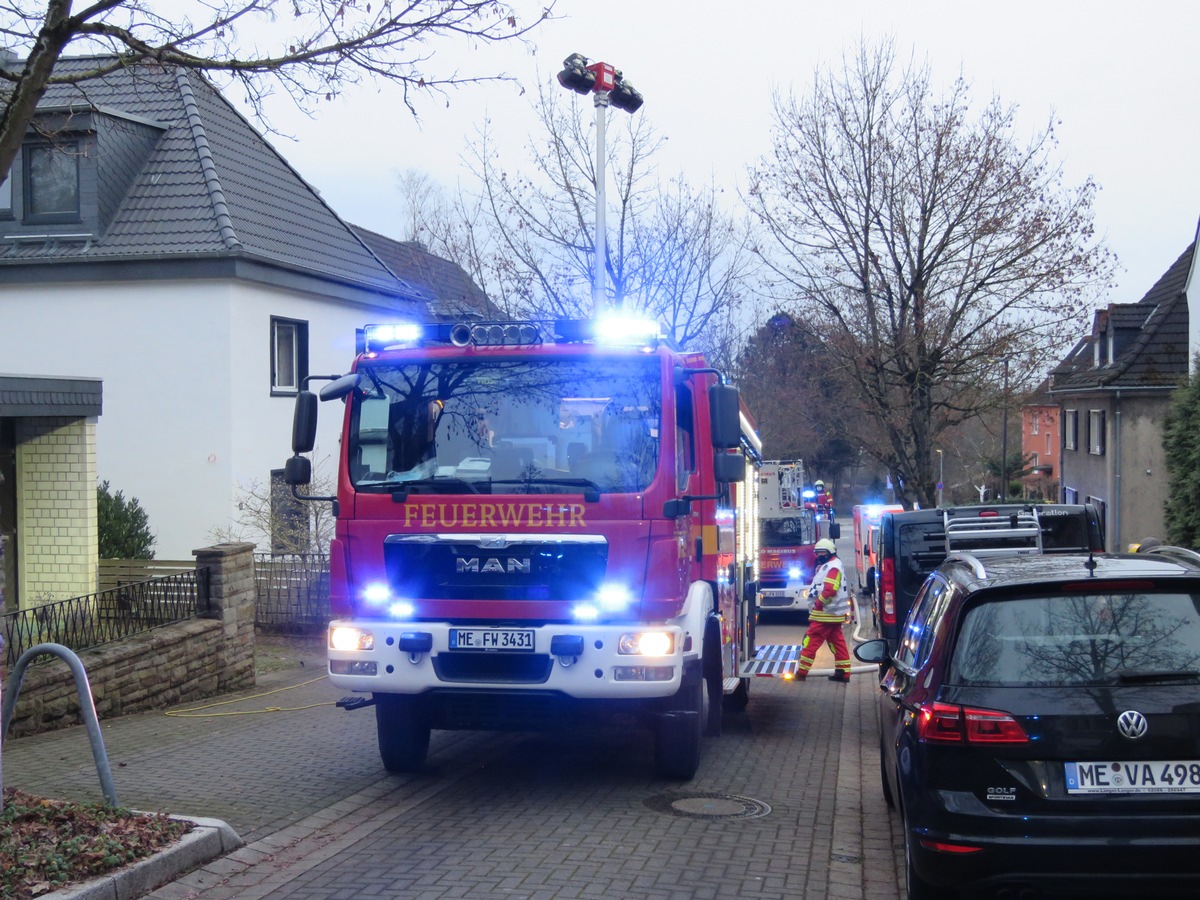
left=950, top=592, right=1200, bottom=686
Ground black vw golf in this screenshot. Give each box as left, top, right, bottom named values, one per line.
left=855, top=547, right=1200, bottom=899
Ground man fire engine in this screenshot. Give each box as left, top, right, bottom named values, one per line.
left=755, top=460, right=840, bottom=615
left=284, top=315, right=761, bottom=780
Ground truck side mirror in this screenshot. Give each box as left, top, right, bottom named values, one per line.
left=663, top=498, right=692, bottom=518
left=320, top=372, right=361, bottom=401
left=284, top=455, right=312, bottom=486
left=708, top=383, right=741, bottom=449
left=713, top=452, right=746, bottom=484
left=292, top=391, right=318, bottom=454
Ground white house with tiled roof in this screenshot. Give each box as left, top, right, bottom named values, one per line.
left=0, top=56, right=490, bottom=606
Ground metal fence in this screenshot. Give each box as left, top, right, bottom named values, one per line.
left=1, top=568, right=209, bottom=667
left=253, top=553, right=330, bottom=634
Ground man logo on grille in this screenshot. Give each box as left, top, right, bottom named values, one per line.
left=1117, top=709, right=1148, bottom=740
left=456, top=557, right=532, bottom=574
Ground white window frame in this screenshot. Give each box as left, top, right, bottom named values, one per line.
left=271, top=317, right=308, bottom=395
left=1064, top=409, right=1078, bottom=451
left=1088, top=409, right=1106, bottom=456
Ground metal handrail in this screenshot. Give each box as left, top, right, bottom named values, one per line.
left=1, top=643, right=119, bottom=810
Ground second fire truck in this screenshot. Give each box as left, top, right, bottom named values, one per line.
left=754, top=460, right=839, bottom=615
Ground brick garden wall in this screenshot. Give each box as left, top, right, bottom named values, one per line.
left=3, top=543, right=257, bottom=738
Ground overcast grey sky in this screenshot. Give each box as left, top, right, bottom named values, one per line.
left=249, top=0, right=1198, bottom=307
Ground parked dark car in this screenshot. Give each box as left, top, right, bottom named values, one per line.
left=870, top=503, right=1105, bottom=655
left=855, top=548, right=1200, bottom=899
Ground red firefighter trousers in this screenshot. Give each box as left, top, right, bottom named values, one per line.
left=795, top=620, right=851, bottom=679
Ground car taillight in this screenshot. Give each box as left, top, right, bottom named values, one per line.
left=880, top=558, right=896, bottom=624
left=916, top=701, right=1029, bottom=744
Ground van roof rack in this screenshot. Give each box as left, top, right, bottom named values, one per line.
left=941, top=506, right=1043, bottom=558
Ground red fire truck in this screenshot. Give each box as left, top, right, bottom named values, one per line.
left=754, top=460, right=840, bottom=615
left=284, top=315, right=762, bottom=779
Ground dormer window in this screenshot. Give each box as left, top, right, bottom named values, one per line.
left=24, top=141, right=81, bottom=222
left=0, top=171, right=11, bottom=218
left=1106, top=329, right=1114, bottom=366
left=1092, top=337, right=1100, bottom=368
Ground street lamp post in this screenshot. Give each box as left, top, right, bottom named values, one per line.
left=556, top=53, right=644, bottom=315
left=1000, top=358, right=1010, bottom=502
left=936, top=449, right=944, bottom=508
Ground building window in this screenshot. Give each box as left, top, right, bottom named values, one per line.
left=1063, top=486, right=1078, bottom=504
left=0, top=171, right=11, bottom=218
left=1087, top=495, right=1107, bottom=532
left=24, top=142, right=80, bottom=221
left=1064, top=409, right=1078, bottom=451
left=1031, top=415, right=1040, bottom=436
left=271, top=317, right=308, bottom=395
left=1045, top=433, right=1051, bottom=456
left=1088, top=409, right=1106, bottom=456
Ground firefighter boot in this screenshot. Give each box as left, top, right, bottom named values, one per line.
left=827, top=671, right=850, bottom=684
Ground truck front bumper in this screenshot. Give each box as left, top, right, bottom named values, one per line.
left=757, top=586, right=811, bottom=612
left=326, top=619, right=693, bottom=700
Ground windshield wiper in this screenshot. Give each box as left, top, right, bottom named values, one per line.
left=1115, top=669, right=1200, bottom=684
left=488, top=477, right=603, bottom=501
left=373, top=477, right=482, bottom=500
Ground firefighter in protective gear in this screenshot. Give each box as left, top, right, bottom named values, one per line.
left=813, top=479, right=834, bottom=519
left=795, top=538, right=852, bottom=682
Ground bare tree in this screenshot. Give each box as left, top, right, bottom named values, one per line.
left=452, top=83, right=759, bottom=349
left=0, top=0, right=554, bottom=185
left=209, top=453, right=337, bottom=554
left=746, top=38, right=1114, bottom=508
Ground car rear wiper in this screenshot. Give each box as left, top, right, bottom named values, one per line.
left=1115, top=669, right=1200, bottom=684
left=488, top=477, right=602, bottom=501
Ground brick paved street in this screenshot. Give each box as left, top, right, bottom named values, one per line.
left=3, top=628, right=905, bottom=899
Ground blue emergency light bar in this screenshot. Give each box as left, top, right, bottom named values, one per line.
left=361, top=315, right=663, bottom=353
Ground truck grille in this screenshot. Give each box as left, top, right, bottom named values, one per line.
left=432, top=652, right=553, bottom=684
left=384, top=533, right=608, bottom=602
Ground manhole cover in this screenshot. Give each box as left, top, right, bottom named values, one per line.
left=643, top=792, right=772, bottom=819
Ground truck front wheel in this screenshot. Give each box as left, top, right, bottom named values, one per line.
left=374, top=694, right=431, bottom=773
left=654, top=680, right=705, bottom=780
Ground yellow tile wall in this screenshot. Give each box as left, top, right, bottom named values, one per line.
left=15, top=416, right=98, bottom=604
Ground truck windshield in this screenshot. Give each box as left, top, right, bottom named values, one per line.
left=761, top=511, right=816, bottom=548
left=347, top=356, right=661, bottom=495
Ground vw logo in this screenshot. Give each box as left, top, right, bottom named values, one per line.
left=1116, top=710, right=1149, bottom=740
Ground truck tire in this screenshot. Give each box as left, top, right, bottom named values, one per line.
left=654, top=681, right=705, bottom=780
left=374, top=694, right=431, bottom=773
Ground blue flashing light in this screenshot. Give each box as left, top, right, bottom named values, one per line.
left=363, top=582, right=390, bottom=605
left=388, top=601, right=415, bottom=619
left=364, top=322, right=423, bottom=351
left=596, top=583, right=632, bottom=612
left=593, top=314, right=662, bottom=346
left=788, top=566, right=802, bottom=580
left=573, top=603, right=600, bottom=622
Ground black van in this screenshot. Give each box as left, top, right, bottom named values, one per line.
left=870, top=503, right=1105, bottom=654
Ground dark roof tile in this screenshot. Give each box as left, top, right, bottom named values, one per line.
left=2, top=55, right=487, bottom=318
left=1050, top=241, right=1195, bottom=393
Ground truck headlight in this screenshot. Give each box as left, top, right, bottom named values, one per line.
left=618, top=631, right=674, bottom=657
left=330, top=626, right=374, bottom=652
